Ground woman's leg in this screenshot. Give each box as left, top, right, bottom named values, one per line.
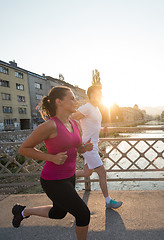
left=13, top=176, right=90, bottom=239
left=75, top=225, right=89, bottom=240
left=23, top=205, right=52, bottom=218
left=12, top=178, right=68, bottom=228
left=43, top=176, right=90, bottom=240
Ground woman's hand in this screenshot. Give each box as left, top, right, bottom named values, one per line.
left=78, top=138, right=93, bottom=154
left=50, top=152, right=68, bottom=165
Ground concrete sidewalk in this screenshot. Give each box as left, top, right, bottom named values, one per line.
left=0, top=190, right=164, bottom=240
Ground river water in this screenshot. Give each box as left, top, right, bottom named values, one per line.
left=76, top=121, right=164, bottom=191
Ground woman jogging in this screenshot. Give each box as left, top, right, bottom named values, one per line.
left=12, top=86, right=93, bottom=240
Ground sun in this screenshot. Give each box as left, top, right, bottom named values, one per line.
left=102, top=96, right=111, bottom=109
left=102, top=89, right=115, bottom=109
left=102, top=84, right=135, bottom=108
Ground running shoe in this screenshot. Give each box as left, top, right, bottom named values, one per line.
left=12, top=204, right=29, bottom=228
left=106, top=199, right=123, bottom=209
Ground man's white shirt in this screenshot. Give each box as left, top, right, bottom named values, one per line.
left=78, top=102, right=102, bottom=148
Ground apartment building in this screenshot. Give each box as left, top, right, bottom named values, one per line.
left=0, top=60, right=87, bottom=130
left=28, top=75, right=87, bottom=128
left=0, top=60, right=31, bottom=130
left=46, top=76, right=87, bottom=105
left=27, top=72, right=48, bottom=128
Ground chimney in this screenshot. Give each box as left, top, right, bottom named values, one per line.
left=9, top=60, right=17, bottom=67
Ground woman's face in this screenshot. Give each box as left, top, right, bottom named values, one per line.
left=59, top=90, right=78, bottom=113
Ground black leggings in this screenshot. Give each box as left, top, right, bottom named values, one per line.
left=40, top=175, right=90, bottom=227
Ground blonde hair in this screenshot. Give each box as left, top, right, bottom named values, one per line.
left=87, top=85, right=102, bottom=99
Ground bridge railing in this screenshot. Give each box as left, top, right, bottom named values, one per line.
left=77, top=126, right=164, bottom=190
left=0, top=127, right=164, bottom=190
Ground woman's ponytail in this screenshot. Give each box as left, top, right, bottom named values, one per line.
left=38, top=86, right=70, bottom=121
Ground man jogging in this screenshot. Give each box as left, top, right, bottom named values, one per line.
left=72, top=85, right=122, bottom=209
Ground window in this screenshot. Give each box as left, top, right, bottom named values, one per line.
left=36, top=104, right=40, bottom=112
left=18, top=108, right=26, bottom=114
left=36, top=94, right=42, bottom=100
left=75, top=94, right=79, bottom=100
left=15, top=71, right=23, bottom=78
left=0, top=66, right=8, bottom=74
left=16, top=83, right=24, bottom=90
left=4, top=119, right=14, bottom=126
left=1, top=93, right=11, bottom=100
left=35, top=83, right=42, bottom=89
left=0, top=79, right=9, bottom=87
left=17, top=95, right=25, bottom=102
left=3, top=106, right=12, bottom=113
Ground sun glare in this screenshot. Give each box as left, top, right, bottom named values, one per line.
left=102, top=88, right=116, bottom=109
left=102, top=96, right=112, bottom=109
left=102, top=85, right=136, bottom=108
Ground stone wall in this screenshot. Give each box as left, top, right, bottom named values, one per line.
left=0, top=129, right=32, bottom=142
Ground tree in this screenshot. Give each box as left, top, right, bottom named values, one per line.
left=161, top=111, right=164, bottom=121
left=92, top=69, right=110, bottom=122
left=98, top=104, right=110, bottom=123
left=59, top=73, right=64, bottom=81
left=110, top=103, right=123, bottom=122
left=133, top=104, right=139, bottom=110
left=92, top=69, right=102, bottom=86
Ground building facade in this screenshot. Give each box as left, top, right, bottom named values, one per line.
left=28, top=75, right=87, bottom=128
left=0, top=60, right=31, bottom=130
left=0, top=60, right=87, bottom=130
left=46, top=76, right=87, bottom=104
left=27, top=72, right=48, bottom=128
left=121, top=106, right=144, bottom=123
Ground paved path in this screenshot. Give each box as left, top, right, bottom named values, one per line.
left=0, top=190, right=164, bottom=240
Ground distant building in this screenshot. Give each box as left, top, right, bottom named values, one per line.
left=30, top=75, right=87, bottom=128
left=161, top=111, right=164, bottom=121
left=121, top=106, right=144, bottom=123
left=109, top=103, right=145, bottom=124
left=45, top=76, right=87, bottom=104
left=27, top=72, right=48, bottom=128
left=0, top=60, right=31, bottom=130
left=0, top=60, right=87, bottom=130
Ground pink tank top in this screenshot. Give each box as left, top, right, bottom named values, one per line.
left=41, top=116, right=81, bottom=180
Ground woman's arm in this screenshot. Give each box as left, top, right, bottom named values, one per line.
left=19, top=120, right=67, bottom=165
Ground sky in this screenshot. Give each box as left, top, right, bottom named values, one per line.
left=0, top=0, right=164, bottom=109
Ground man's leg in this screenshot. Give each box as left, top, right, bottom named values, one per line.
left=94, top=165, right=109, bottom=198
left=95, top=165, right=123, bottom=209
left=76, top=164, right=93, bottom=178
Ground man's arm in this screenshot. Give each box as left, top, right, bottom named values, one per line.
left=101, top=126, right=109, bottom=133
left=71, top=110, right=85, bottom=121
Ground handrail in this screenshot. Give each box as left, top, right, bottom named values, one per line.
left=106, top=126, right=164, bottom=132
left=0, top=128, right=164, bottom=191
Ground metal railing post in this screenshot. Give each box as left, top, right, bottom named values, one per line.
left=85, top=176, right=91, bottom=191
